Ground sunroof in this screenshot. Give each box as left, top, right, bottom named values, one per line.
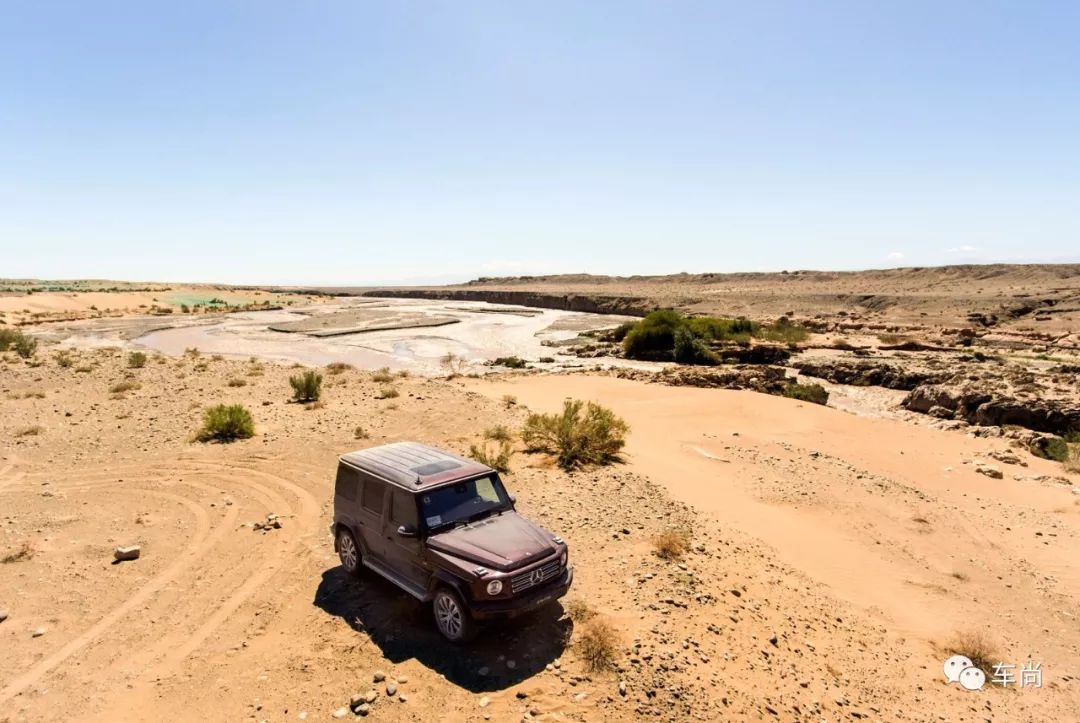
left=411, top=460, right=460, bottom=476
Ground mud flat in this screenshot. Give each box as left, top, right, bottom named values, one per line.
left=268, top=307, right=460, bottom=337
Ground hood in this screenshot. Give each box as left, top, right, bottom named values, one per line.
left=427, top=511, right=557, bottom=572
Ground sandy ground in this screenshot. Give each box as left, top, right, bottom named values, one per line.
left=2, top=343, right=1078, bottom=722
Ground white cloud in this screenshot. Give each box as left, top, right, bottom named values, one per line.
left=946, top=245, right=979, bottom=254
left=886, top=251, right=905, bottom=261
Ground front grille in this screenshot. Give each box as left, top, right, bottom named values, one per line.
left=510, top=558, right=562, bottom=594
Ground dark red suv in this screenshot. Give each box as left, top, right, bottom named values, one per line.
left=331, top=442, right=573, bottom=642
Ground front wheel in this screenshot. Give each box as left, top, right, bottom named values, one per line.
left=337, top=528, right=361, bottom=577
left=433, top=588, right=476, bottom=643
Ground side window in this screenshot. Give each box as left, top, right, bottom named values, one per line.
left=361, top=478, right=386, bottom=515
left=335, top=465, right=358, bottom=502
left=391, top=490, right=418, bottom=527
left=474, top=476, right=500, bottom=504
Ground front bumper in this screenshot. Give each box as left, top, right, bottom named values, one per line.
left=469, top=565, right=573, bottom=620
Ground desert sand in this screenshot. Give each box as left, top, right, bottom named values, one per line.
left=2, top=272, right=1080, bottom=722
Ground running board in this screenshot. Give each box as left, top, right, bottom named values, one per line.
left=362, top=557, right=428, bottom=601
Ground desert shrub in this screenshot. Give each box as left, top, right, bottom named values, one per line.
left=326, top=362, right=353, bottom=375
left=1065, top=445, right=1080, bottom=474
left=441, top=352, right=467, bottom=377
left=522, top=399, right=628, bottom=470
left=180, top=303, right=191, bottom=313
left=0, top=328, right=19, bottom=350
left=782, top=383, right=829, bottom=405
left=673, top=326, right=717, bottom=365
left=109, top=380, right=141, bottom=394
left=945, top=630, right=998, bottom=677
left=1, top=542, right=35, bottom=564
left=13, top=333, right=37, bottom=359
left=607, top=321, right=636, bottom=342
left=370, top=367, right=394, bottom=383
left=377, top=386, right=399, bottom=399
left=354, top=425, right=370, bottom=440
left=492, top=356, right=528, bottom=369
left=623, top=309, right=684, bottom=359
left=184, top=347, right=200, bottom=358
left=55, top=351, right=75, bottom=368
left=653, top=528, right=691, bottom=560
left=470, top=439, right=513, bottom=473
left=75, top=365, right=93, bottom=373
left=564, top=599, right=596, bottom=623
left=502, top=394, right=518, bottom=409
left=289, top=370, right=323, bottom=402
left=196, top=404, right=255, bottom=442
left=127, top=351, right=148, bottom=368
left=227, top=378, right=247, bottom=387
left=15, top=425, right=44, bottom=437
left=1031, top=436, right=1069, bottom=463
left=760, top=317, right=810, bottom=343
left=484, top=425, right=514, bottom=442
left=576, top=617, right=620, bottom=672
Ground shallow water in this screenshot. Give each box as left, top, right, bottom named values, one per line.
left=56, top=297, right=635, bottom=375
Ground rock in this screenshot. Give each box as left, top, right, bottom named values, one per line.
left=396, top=675, right=408, bottom=683
left=479, top=696, right=491, bottom=708
left=478, top=666, right=490, bottom=676
left=114, top=545, right=141, bottom=562
left=619, top=681, right=627, bottom=696
left=32, top=627, right=46, bottom=637
left=386, top=682, right=397, bottom=696
left=372, top=671, right=386, bottom=683
left=398, top=695, right=407, bottom=703
left=349, top=694, right=365, bottom=709
left=793, top=360, right=948, bottom=391
left=976, top=465, right=1003, bottom=479
left=988, top=449, right=1025, bottom=466
left=506, top=659, right=516, bottom=670
left=332, top=707, right=348, bottom=719
left=353, top=704, right=369, bottom=717
left=0, top=609, right=9, bottom=623
left=364, top=690, right=378, bottom=704
left=927, top=405, right=954, bottom=419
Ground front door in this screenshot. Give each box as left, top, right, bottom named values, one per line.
left=382, top=489, right=428, bottom=589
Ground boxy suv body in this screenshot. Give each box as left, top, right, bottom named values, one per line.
left=331, top=442, right=572, bottom=642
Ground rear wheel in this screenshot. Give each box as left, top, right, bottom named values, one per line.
left=433, top=587, right=475, bottom=643
left=337, top=528, right=361, bottom=577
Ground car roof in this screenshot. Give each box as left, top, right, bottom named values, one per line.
left=339, top=441, right=494, bottom=491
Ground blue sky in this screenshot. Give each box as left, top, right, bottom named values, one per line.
left=2, top=1, right=1078, bottom=285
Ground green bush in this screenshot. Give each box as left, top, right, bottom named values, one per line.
left=196, top=404, right=255, bottom=442
left=1031, top=436, right=1069, bottom=463
left=289, top=370, right=323, bottom=402
left=0, top=328, right=19, bottom=350
left=470, top=439, right=513, bottom=473
left=128, top=351, right=148, bottom=368
left=522, top=399, right=629, bottom=470
left=622, top=309, right=684, bottom=359
left=782, top=383, right=829, bottom=405
left=673, top=327, right=718, bottom=365
left=5, top=331, right=38, bottom=358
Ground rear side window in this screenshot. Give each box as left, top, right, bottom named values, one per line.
left=391, top=490, right=418, bottom=526
left=362, top=478, right=386, bottom=514
left=335, top=465, right=358, bottom=501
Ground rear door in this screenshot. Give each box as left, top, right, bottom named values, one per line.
left=334, top=463, right=361, bottom=532
left=356, top=473, right=389, bottom=561
left=383, top=489, right=427, bottom=589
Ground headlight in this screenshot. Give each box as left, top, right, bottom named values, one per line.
left=486, top=579, right=503, bottom=596
left=560, top=551, right=568, bottom=567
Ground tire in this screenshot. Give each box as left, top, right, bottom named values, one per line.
left=433, top=587, right=476, bottom=643
left=337, top=527, right=361, bottom=577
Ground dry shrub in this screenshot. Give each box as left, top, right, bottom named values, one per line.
left=127, top=351, right=147, bottom=368
left=470, top=439, right=512, bottom=473
left=946, top=630, right=999, bottom=676
left=289, top=370, right=323, bottom=402
left=227, top=378, right=247, bottom=387
left=326, top=362, right=353, bottom=375
left=653, top=528, right=691, bottom=560
left=564, top=599, right=596, bottom=623
left=354, top=426, right=370, bottom=440
left=484, top=425, right=514, bottom=442
left=109, top=380, right=141, bottom=394
left=55, top=351, right=75, bottom=368
left=377, top=386, right=399, bottom=399
left=576, top=617, right=620, bottom=672
left=441, top=352, right=466, bottom=377
left=502, top=394, right=517, bottom=409
left=522, top=399, right=628, bottom=470
left=370, top=367, right=394, bottom=383
left=2, top=542, right=35, bottom=564
left=16, top=425, right=44, bottom=437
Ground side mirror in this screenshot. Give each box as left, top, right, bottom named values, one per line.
left=397, top=524, right=417, bottom=538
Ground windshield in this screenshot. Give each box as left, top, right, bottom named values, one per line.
left=419, top=474, right=511, bottom=532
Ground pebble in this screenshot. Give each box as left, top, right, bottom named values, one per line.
left=619, top=681, right=627, bottom=696
left=479, top=696, right=491, bottom=708
left=331, top=707, right=348, bottom=718
left=0, top=609, right=9, bottom=623
left=364, top=690, right=378, bottom=704
left=478, top=666, right=490, bottom=676
left=506, top=659, right=516, bottom=670
left=373, top=671, right=386, bottom=683
left=398, top=694, right=407, bottom=703
left=386, top=682, right=397, bottom=696
left=32, top=627, right=46, bottom=637
left=976, top=464, right=1003, bottom=479
left=396, top=674, right=408, bottom=683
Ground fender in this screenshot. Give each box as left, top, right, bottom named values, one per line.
left=429, top=568, right=470, bottom=601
